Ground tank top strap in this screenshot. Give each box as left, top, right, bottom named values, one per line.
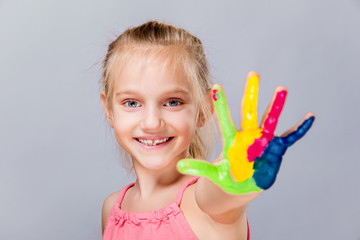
left=247, top=217, right=250, bottom=240
left=116, top=182, right=135, bottom=206
left=175, top=176, right=200, bottom=205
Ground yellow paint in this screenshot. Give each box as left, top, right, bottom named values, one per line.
left=228, top=129, right=262, bottom=181
left=228, top=73, right=262, bottom=181
left=241, top=74, right=259, bottom=131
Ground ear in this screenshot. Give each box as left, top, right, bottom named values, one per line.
left=100, top=91, right=114, bottom=128
left=196, top=89, right=215, bottom=127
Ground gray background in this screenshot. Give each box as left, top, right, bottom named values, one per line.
left=1, top=0, right=359, bottom=239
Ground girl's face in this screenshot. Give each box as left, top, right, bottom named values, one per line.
left=106, top=56, right=200, bottom=172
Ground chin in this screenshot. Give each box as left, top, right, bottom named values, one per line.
left=137, top=155, right=176, bottom=171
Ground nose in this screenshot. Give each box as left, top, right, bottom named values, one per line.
left=140, top=106, right=165, bottom=131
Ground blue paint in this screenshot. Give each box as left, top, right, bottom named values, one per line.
left=282, top=116, right=315, bottom=147
left=252, top=139, right=284, bottom=190
left=253, top=116, right=315, bottom=190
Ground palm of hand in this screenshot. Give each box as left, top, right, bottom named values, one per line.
left=177, top=71, right=315, bottom=194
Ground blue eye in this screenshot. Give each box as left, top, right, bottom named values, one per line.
left=124, top=100, right=141, bottom=108
left=166, top=100, right=181, bottom=107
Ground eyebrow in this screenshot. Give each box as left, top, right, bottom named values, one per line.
left=115, top=88, right=190, bottom=97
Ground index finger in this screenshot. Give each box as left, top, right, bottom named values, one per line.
left=241, top=71, right=260, bottom=131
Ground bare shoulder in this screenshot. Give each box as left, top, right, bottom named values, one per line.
left=180, top=182, right=249, bottom=240
left=101, top=190, right=121, bottom=234
left=180, top=183, right=212, bottom=230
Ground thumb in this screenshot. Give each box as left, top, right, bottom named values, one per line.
left=177, top=158, right=219, bottom=180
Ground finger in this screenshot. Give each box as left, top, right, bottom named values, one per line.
left=177, top=158, right=220, bottom=180
left=211, top=84, right=237, bottom=153
left=260, top=87, right=288, bottom=135
left=280, top=113, right=315, bottom=147
left=241, top=71, right=260, bottom=131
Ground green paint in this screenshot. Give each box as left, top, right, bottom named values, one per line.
left=177, top=84, right=261, bottom=194
left=177, top=159, right=262, bottom=194
left=212, top=85, right=236, bottom=154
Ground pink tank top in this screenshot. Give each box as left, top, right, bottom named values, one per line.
left=103, top=177, right=250, bottom=240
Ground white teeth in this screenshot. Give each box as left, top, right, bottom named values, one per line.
left=138, top=137, right=170, bottom=146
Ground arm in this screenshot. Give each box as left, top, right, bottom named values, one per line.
left=101, top=191, right=119, bottom=235
left=195, top=177, right=259, bottom=223
left=178, top=71, right=315, bottom=222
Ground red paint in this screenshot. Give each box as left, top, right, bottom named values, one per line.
left=247, top=90, right=287, bottom=162
left=212, top=89, right=218, bottom=101
left=247, top=132, right=273, bottom=162
left=263, top=90, right=287, bottom=135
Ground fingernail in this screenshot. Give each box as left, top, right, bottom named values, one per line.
left=247, top=71, right=260, bottom=79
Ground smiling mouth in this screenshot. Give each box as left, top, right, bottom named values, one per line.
left=136, top=137, right=173, bottom=146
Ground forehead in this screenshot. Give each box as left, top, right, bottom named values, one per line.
left=112, top=47, right=192, bottom=94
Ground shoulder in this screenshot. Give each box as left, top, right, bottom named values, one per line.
left=180, top=182, right=216, bottom=237
left=101, top=190, right=121, bottom=234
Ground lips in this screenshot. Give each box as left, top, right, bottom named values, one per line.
left=135, top=137, right=173, bottom=146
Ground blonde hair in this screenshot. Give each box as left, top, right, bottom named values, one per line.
left=100, top=21, right=215, bottom=173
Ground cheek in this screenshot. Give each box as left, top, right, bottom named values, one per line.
left=168, top=109, right=198, bottom=134
left=112, top=106, right=139, bottom=125
left=112, top=111, right=138, bottom=138
left=112, top=115, right=135, bottom=153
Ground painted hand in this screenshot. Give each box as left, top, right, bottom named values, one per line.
left=177, top=71, right=315, bottom=194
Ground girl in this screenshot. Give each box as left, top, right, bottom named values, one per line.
left=99, top=21, right=315, bottom=240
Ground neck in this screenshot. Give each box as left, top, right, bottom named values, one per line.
left=132, top=160, right=190, bottom=199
